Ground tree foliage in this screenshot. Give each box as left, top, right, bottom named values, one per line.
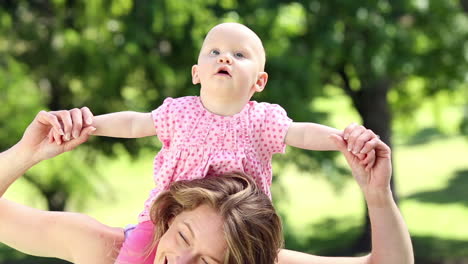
left=1, top=0, right=467, bottom=258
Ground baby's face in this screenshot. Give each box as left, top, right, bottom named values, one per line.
left=192, top=23, right=267, bottom=102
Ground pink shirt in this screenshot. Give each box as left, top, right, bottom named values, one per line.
left=139, top=96, right=292, bottom=222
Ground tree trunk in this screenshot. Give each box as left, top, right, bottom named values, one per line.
left=337, top=73, right=399, bottom=254
left=461, top=0, right=468, bottom=13
left=23, top=173, right=69, bottom=211
left=43, top=189, right=69, bottom=211
left=350, top=79, right=399, bottom=253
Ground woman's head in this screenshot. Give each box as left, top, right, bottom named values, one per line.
left=149, top=173, right=283, bottom=264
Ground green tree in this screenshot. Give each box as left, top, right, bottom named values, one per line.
left=1, top=0, right=467, bottom=259
left=259, top=0, right=468, bottom=253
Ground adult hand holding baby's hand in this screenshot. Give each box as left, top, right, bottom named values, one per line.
left=18, top=109, right=95, bottom=163
left=48, top=107, right=94, bottom=145
left=342, top=123, right=380, bottom=171
left=330, top=131, right=392, bottom=194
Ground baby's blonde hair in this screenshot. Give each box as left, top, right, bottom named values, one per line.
left=149, top=173, right=284, bottom=263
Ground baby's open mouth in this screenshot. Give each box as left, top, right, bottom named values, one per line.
left=216, top=69, right=231, bottom=76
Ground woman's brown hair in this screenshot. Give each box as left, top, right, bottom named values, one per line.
left=148, top=173, right=284, bottom=264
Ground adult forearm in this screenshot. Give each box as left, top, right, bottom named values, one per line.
left=278, top=249, right=368, bottom=264
left=0, top=144, right=35, bottom=197
left=365, top=189, right=414, bottom=264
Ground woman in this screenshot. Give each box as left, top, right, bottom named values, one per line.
left=0, top=110, right=413, bottom=264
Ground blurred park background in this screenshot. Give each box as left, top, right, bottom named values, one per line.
left=1, top=0, right=468, bottom=263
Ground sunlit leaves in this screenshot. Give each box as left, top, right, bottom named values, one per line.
left=1, top=0, right=467, bottom=210
left=276, top=3, right=306, bottom=36
left=111, top=0, right=133, bottom=16
left=0, top=57, right=44, bottom=150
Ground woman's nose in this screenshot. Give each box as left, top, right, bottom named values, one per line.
left=217, top=54, right=232, bottom=64
left=175, top=251, right=196, bottom=264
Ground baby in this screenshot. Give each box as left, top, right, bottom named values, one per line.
left=51, top=22, right=377, bottom=263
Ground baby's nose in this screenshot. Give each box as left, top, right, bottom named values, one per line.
left=217, top=54, right=232, bottom=64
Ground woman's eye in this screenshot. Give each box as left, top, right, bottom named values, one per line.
left=235, top=52, right=244, bottom=58
left=201, top=258, right=209, bottom=264
left=179, top=232, right=189, bottom=245
left=210, top=50, right=220, bottom=55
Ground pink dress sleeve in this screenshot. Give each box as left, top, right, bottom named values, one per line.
left=151, top=97, right=174, bottom=147
left=262, top=103, right=292, bottom=154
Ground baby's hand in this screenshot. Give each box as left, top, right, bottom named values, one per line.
left=342, top=123, right=380, bottom=171
left=48, top=107, right=94, bottom=145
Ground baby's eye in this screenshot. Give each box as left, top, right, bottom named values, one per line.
left=210, top=49, right=220, bottom=55
left=234, top=52, right=244, bottom=58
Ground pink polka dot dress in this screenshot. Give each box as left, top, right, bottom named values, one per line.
left=138, top=96, right=292, bottom=222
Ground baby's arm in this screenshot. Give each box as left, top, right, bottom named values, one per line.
left=92, top=111, right=155, bottom=138
left=50, top=109, right=156, bottom=144
left=284, top=122, right=342, bottom=151
left=285, top=122, right=377, bottom=170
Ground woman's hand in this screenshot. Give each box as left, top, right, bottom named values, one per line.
left=17, top=109, right=95, bottom=164
left=342, top=123, right=381, bottom=171
left=330, top=133, right=392, bottom=193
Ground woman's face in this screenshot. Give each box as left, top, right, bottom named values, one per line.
left=154, top=204, right=227, bottom=264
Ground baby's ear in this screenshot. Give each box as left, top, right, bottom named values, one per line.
left=191, top=65, right=200, bottom=85
left=254, top=72, right=268, bottom=92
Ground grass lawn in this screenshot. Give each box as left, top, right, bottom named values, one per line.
left=2, top=136, right=468, bottom=263
left=274, top=135, right=468, bottom=260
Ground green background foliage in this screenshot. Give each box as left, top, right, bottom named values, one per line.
left=1, top=0, right=467, bottom=263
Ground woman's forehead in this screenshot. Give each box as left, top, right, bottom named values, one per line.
left=176, top=205, right=227, bottom=261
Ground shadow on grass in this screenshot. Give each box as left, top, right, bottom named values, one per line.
left=405, top=169, right=468, bottom=206
left=0, top=245, right=70, bottom=264
left=412, top=235, right=468, bottom=263
left=283, top=217, right=468, bottom=263
left=406, top=127, right=447, bottom=146
left=283, top=216, right=364, bottom=256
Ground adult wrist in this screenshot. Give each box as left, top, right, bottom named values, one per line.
left=12, top=141, right=40, bottom=168
left=363, top=187, right=394, bottom=208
